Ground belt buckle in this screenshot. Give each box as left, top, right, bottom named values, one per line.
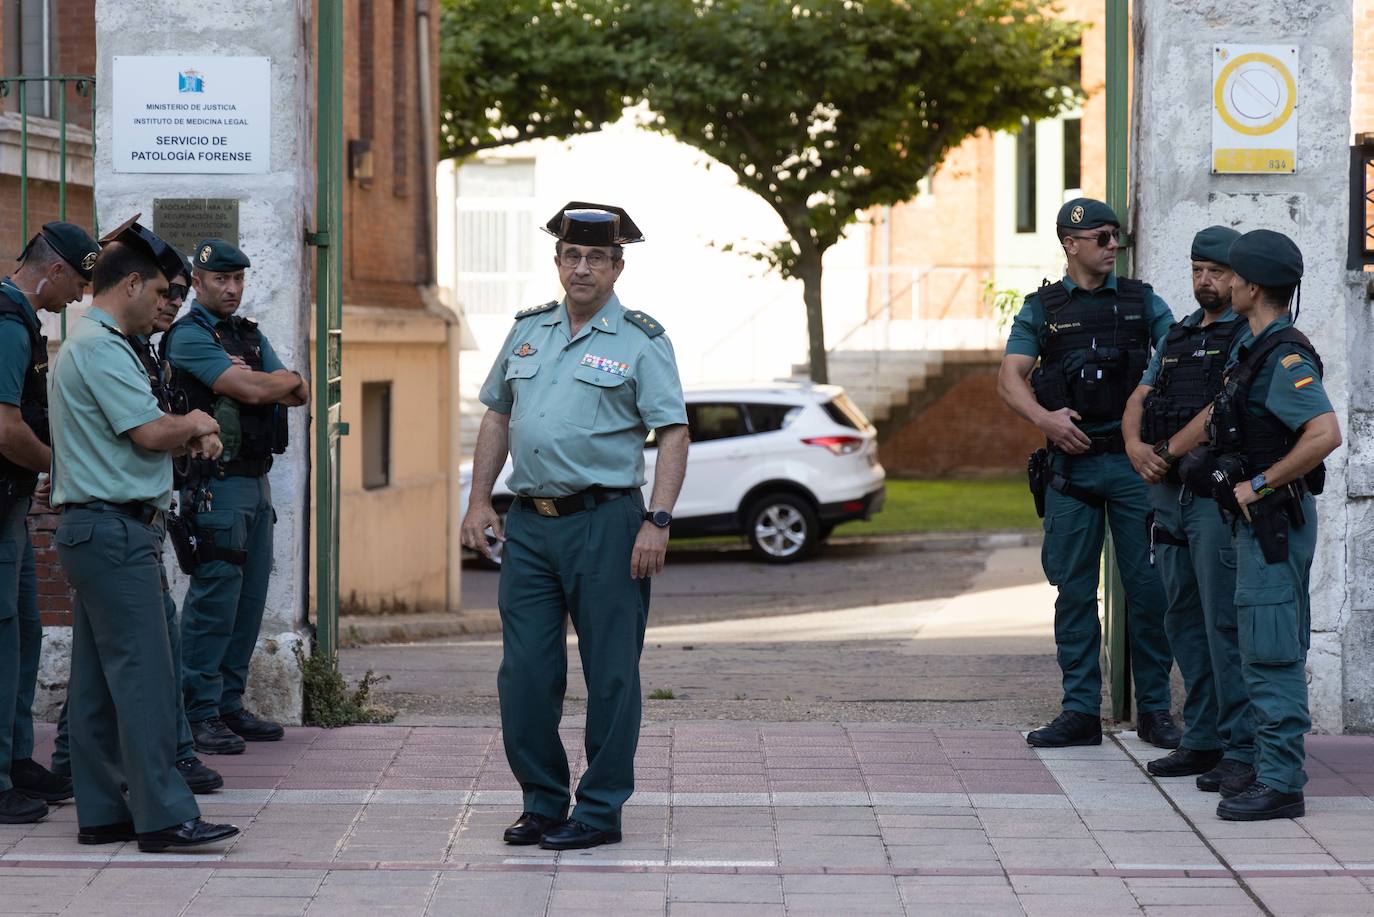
left=533, top=498, right=558, bottom=518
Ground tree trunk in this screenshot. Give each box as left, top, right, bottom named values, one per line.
left=796, top=246, right=828, bottom=384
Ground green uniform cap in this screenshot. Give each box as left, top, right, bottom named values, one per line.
left=1056, top=197, right=1120, bottom=230
left=22, top=221, right=101, bottom=280
left=193, top=238, right=251, bottom=272
left=1190, top=225, right=1241, bottom=266
left=1228, top=229, right=1303, bottom=286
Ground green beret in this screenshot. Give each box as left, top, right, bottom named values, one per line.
left=1056, top=197, right=1120, bottom=230
left=21, top=221, right=100, bottom=280
left=193, top=238, right=251, bottom=272
left=541, top=201, right=645, bottom=245
left=1228, top=230, right=1303, bottom=286
left=1190, top=225, right=1241, bottom=266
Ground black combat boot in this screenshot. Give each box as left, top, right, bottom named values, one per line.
left=1136, top=710, right=1182, bottom=749
left=1026, top=711, right=1102, bottom=748
left=1147, top=747, right=1223, bottom=777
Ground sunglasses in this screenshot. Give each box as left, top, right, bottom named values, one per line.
left=164, top=283, right=189, bottom=302
left=1068, top=229, right=1122, bottom=247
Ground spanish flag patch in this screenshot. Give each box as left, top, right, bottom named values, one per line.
left=1294, top=376, right=1315, bottom=389
left=1280, top=353, right=1303, bottom=370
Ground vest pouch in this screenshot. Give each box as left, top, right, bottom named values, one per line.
left=1030, top=364, right=1069, bottom=413
left=1304, top=462, right=1326, bottom=496
left=213, top=396, right=243, bottom=461
left=270, top=404, right=289, bottom=455
left=1070, top=360, right=1119, bottom=421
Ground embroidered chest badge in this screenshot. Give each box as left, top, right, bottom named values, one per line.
left=580, top=353, right=629, bottom=376
left=514, top=343, right=537, bottom=357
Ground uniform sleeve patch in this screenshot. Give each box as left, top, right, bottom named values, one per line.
left=1294, top=376, right=1315, bottom=389
left=1280, top=353, right=1303, bottom=370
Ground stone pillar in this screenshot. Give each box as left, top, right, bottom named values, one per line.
left=1132, top=1, right=1361, bottom=732
left=90, top=0, right=314, bottom=722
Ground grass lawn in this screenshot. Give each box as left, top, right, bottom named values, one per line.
left=833, top=477, right=1039, bottom=536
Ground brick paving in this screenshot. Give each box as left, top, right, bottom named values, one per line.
left=2, top=723, right=1373, bottom=915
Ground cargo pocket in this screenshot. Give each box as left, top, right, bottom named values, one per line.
left=570, top=366, right=629, bottom=429
left=193, top=510, right=248, bottom=557
left=1041, top=510, right=1093, bottom=586
left=1236, top=584, right=1301, bottom=665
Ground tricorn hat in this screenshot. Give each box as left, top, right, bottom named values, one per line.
left=541, top=201, right=644, bottom=246
left=98, top=214, right=187, bottom=283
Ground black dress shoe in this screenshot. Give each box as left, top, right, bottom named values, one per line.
left=538, top=819, right=622, bottom=850
left=1146, top=746, right=1224, bottom=777
left=78, top=822, right=136, bottom=845
left=1216, top=782, right=1304, bottom=821
left=1136, top=710, right=1182, bottom=749
left=192, top=717, right=246, bottom=755
left=503, top=811, right=563, bottom=845
left=1197, top=759, right=1255, bottom=794
left=176, top=757, right=225, bottom=794
left=1026, top=711, right=1102, bottom=748
left=0, top=787, right=47, bottom=824
left=220, top=709, right=284, bottom=742
left=137, top=818, right=240, bottom=852
left=10, top=758, right=74, bottom=802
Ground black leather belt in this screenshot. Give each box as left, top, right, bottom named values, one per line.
left=1086, top=432, right=1126, bottom=455
left=220, top=458, right=272, bottom=478
left=517, top=487, right=634, bottom=518
left=68, top=500, right=164, bottom=525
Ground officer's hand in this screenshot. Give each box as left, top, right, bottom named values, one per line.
left=185, top=409, right=220, bottom=438
left=228, top=355, right=249, bottom=368
left=33, top=474, right=51, bottom=509
left=631, top=522, right=670, bottom=580
left=1128, top=441, right=1169, bottom=484
left=191, top=434, right=224, bottom=461
left=460, top=503, right=505, bottom=560
left=1233, top=482, right=1258, bottom=521
left=1038, top=408, right=1092, bottom=454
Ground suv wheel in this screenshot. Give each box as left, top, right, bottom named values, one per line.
left=745, top=493, right=819, bottom=563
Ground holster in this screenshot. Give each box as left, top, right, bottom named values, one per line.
left=165, top=505, right=249, bottom=574
left=1145, top=509, right=1189, bottom=568
left=1248, top=495, right=1290, bottom=565
left=1027, top=448, right=1049, bottom=518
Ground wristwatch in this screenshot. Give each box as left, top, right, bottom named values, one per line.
left=1152, top=440, right=1178, bottom=466
left=1250, top=473, right=1273, bottom=496
left=645, top=509, right=672, bottom=528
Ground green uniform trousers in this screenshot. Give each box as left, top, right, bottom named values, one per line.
left=51, top=544, right=194, bottom=776
left=1153, top=484, right=1255, bottom=761
left=55, top=507, right=199, bottom=832
left=497, top=493, right=650, bottom=833
left=1042, top=451, right=1173, bottom=717
left=180, top=474, right=274, bottom=724
left=1233, top=493, right=1316, bottom=795
left=0, top=496, right=38, bottom=791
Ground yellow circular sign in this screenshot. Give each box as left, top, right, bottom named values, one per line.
left=1214, top=52, right=1296, bottom=137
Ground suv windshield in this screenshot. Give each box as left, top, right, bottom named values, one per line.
left=822, top=393, right=873, bottom=431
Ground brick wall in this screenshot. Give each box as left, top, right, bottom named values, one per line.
left=29, top=509, right=73, bottom=626
left=879, top=369, right=1043, bottom=477
left=0, top=177, right=95, bottom=273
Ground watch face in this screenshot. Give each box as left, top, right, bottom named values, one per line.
left=650, top=510, right=672, bottom=527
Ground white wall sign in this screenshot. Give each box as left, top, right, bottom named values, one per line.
left=1211, top=44, right=1298, bottom=174
left=112, top=56, right=270, bottom=174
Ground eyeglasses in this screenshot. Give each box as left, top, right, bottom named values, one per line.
left=558, top=249, right=616, bottom=269
left=1069, top=229, right=1122, bottom=247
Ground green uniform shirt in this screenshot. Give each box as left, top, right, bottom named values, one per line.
left=165, top=301, right=285, bottom=389
left=0, top=280, right=37, bottom=407
left=1139, top=306, right=1239, bottom=389
left=479, top=293, right=687, bottom=496
left=50, top=306, right=172, bottom=510
left=1006, top=273, right=1173, bottom=434
left=1230, top=314, right=1333, bottom=431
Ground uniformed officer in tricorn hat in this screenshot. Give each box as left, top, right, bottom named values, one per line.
left=1123, top=225, right=1256, bottom=796
left=998, top=197, right=1181, bottom=751
left=1153, top=229, right=1341, bottom=821
left=461, top=201, right=688, bottom=850
left=163, top=237, right=309, bottom=757
left=0, top=221, right=99, bottom=825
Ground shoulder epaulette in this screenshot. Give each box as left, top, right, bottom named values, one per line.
left=624, top=310, right=665, bottom=338
left=514, top=300, right=559, bottom=320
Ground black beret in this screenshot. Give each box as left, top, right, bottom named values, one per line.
left=1228, top=230, right=1303, bottom=286
left=541, top=201, right=644, bottom=245
left=21, top=221, right=100, bottom=280
left=193, top=238, right=251, bottom=272
left=1190, top=225, right=1242, bottom=266
left=1056, top=197, right=1120, bottom=230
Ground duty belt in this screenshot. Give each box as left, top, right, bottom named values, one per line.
left=219, top=457, right=272, bottom=478
left=66, top=500, right=164, bottom=526
left=517, top=487, right=635, bottom=518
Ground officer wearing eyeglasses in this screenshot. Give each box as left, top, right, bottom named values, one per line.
left=0, top=221, right=98, bottom=824
left=460, top=202, right=689, bottom=851
left=998, top=197, right=1180, bottom=750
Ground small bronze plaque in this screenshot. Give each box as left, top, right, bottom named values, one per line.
left=152, top=198, right=240, bottom=256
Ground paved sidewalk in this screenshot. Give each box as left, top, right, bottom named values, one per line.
left=2, top=723, right=1373, bottom=915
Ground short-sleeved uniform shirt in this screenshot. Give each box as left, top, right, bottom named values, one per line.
left=1228, top=314, right=1333, bottom=433
left=50, top=306, right=172, bottom=510
left=165, top=301, right=286, bottom=390
left=1006, top=273, right=1174, bottom=435
left=479, top=293, right=687, bottom=496
left=1138, top=306, right=1239, bottom=389
left=0, top=279, right=39, bottom=409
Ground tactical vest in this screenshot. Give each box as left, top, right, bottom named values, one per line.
left=1208, top=326, right=1326, bottom=487
left=1030, top=277, right=1152, bottom=422
left=162, top=311, right=287, bottom=470
left=130, top=335, right=173, bottom=413
left=1140, top=316, right=1246, bottom=444
left=0, top=284, right=49, bottom=494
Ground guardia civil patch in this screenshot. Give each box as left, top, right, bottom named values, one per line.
left=1280, top=353, right=1303, bottom=370
left=581, top=353, right=628, bottom=376
left=1294, top=376, right=1315, bottom=389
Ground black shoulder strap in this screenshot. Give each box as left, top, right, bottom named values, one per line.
left=160, top=311, right=221, bottom=364
left=1036, top=280, right=1070, bottom=313
left=1230, top=327, right=1322, bottom=401
left=1116, top=277, right=1148, bottom=306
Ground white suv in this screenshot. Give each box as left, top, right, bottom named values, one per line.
left=460, top=382, right=886, bottom=563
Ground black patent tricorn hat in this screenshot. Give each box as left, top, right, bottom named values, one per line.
left=98, top=214, right=188, bottom=283
left=541, top=201, right=644, bottom=245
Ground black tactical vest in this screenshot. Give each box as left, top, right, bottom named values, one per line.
left=130, top=335, right=173, bottom=413
left=1140, top=315, right=1246, bottom=444
left=1030, top=277, right=1152, bottom=422
left=162, top=310, right=287, bottom=465
left=0, top=283, right=49, bottom=494
left=1209, top=326, right=1326, bottom=482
